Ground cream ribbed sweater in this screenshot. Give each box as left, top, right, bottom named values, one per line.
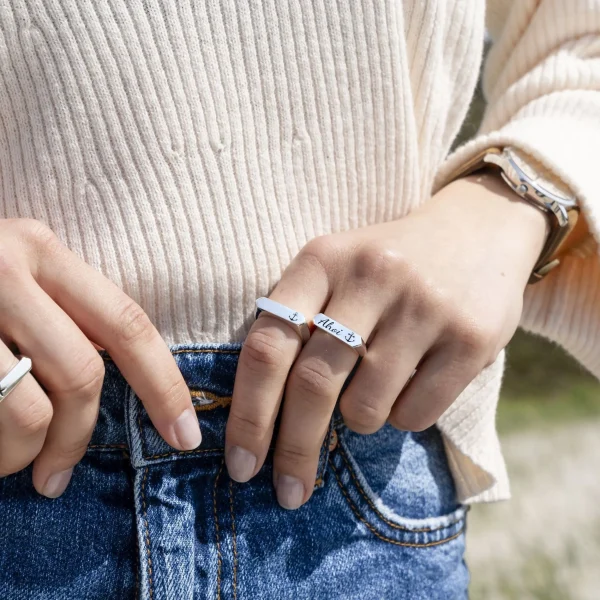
left=0, top=0, right=598, bottom=503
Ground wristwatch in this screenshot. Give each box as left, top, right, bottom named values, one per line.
left=451, top=147, right=580, bottom=283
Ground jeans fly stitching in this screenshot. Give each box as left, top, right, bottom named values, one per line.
left=213, top=461, right=224, bottom=600
left=337, top=444, right=464, bottom=533
left=140, top=467, right=154, bottom=598
left=329, top=458, right=465, bottom=547
left=124, top=462, right=141, bottom=600
left=136, top=399, right=150, bottom=460
left=145, top=447, right=223, bottom=460
left=229, top=480, right=238, bottom=600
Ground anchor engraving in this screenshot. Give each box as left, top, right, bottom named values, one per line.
left=345, top=332, right=356, bottom=343
left=289, top=312, right=299, bottom=322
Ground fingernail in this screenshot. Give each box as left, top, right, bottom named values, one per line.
left=173, top=408, right=202, bottom=450
left=42, top=468, right=73, bottom=498
left=226, top=446, right=257, bottom=482
left=275, top=475, right=305, bottom=510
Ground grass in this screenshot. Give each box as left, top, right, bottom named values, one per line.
left=498, top=330, right=600, bottom=434
left=496, top=382, right=600, bottom=434
left=469, top=332, right=600, bottom=600
left=471, top=550, right=573, bottom=600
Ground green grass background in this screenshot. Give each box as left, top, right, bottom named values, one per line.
left=500, top=331, right=600, bottom=434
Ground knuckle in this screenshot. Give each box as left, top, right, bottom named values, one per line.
left=59, top=356, right=105, bottom=400
left=156, top=376, right=189, bottom=413
left=55, top=439, right=90, bottom=464
left=276, top=442, right=315, bottom=468
left=289, top=359, right=336, bottom=401
left=297, top=235, right=336, bottom=273
left=341, top=396, right=386, bottom=434
left=228, top=410, right=270, bottom=441
left=114, top=299, right=156, bottom=346
left=241, top=330, right=287, bottom=374
left=18, top=219, right=59, bottom=251
left=410, top=281, right=445, bottom=321
left=452, top=319, right=496, bottom=360
left=397, top=274, right=447, bottom=328
left=353, top=242, right=404, bottom=285
left=11, top=393, right=53, bottom=436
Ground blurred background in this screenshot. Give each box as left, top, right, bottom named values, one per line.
left=460, top=71, right=600, bottom=600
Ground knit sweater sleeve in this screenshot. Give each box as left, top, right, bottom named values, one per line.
left=433, top=0, right=600, bottom=504
left=435, top=0, right=600, bottom=377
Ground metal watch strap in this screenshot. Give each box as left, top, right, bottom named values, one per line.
left=447, top=147, right=579, bottom=283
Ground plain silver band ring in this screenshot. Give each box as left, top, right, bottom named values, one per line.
left=0, top=356, right=33, bottom=403
left=312, top=313, right=367, bottom=356
left=255, top=297, right=311, bottom=344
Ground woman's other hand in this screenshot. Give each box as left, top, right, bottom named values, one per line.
left=0, top=219, right=201, bottom=497
left=226, top=171, right=549, bottom=509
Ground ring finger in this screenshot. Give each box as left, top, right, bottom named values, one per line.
left=338, top=301, right=441, bottom=434
left=225, top=240, right=338, bottom=483
left=0, top=341, right=52, bottom=478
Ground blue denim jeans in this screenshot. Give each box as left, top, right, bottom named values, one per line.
left=0, top=344, right=468, bottom=599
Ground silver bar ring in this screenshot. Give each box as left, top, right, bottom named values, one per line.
left=0, top=356, right=33, bottom=403
left=313, top=313, right=367, bottom=356
left=255, top=297, right=311, bottom=344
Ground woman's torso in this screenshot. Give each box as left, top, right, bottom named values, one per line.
left=0, top=0, right=484, bottom=343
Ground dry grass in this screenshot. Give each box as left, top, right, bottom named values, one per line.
left=468, top=411, right=600, bottom=599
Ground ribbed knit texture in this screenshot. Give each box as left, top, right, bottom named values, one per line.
left=0, top=0, right=598, bottom=503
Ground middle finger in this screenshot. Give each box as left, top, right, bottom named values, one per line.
left=225, top=246, right=333, bottom=483
left=273, top=294, right=380, bottom=509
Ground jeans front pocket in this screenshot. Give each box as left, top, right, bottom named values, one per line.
left=328, top=421, right=467, bottom=547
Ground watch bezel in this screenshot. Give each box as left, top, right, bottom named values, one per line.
left=483, top=149, right=576, bottom=226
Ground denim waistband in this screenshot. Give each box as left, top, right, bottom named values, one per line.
left=91, top=343, right=334, bottom=486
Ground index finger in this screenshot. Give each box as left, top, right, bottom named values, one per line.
left=225, top=250, right=331, bottom=483
left=35, top=240, right=201, bottom=452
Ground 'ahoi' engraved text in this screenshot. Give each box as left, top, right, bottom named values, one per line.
left=317, top=317, right=344, bottom=337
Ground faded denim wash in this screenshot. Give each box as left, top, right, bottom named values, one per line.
left=0, top=344, right=469, bottom=599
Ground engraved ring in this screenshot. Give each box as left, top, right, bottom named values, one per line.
left=0, top=356, right=33, bottom=403
left=255, top=297, right=311, bottom=344
left=312, top=313, right=367, bottom=356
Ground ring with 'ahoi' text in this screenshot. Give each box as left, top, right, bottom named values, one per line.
left=312, top=313, right=367, bottom=356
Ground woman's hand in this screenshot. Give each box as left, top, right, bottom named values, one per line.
left=0, top=219, right=201, bottom=497
left=225, top=171, right=549, bottom=509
